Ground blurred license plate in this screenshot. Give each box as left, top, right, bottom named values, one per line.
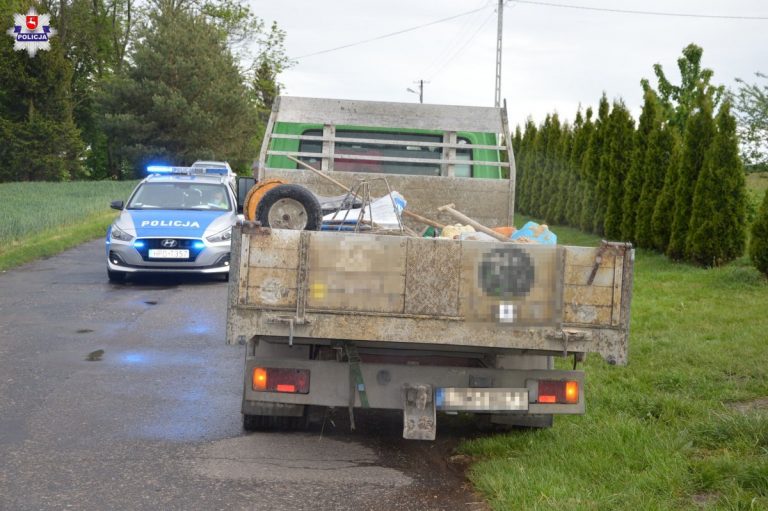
left=149, top=249, right=189, bottom=258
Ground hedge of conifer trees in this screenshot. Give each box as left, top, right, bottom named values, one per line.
left=512, top=45, right=748, bottom=267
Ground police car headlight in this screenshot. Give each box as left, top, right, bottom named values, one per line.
left=206, top=227, right=232, bottom=243
left=111, top=225, right=134, bottom=241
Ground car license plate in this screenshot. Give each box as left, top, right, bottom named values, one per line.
left=148, top=249, right=189, bottom=259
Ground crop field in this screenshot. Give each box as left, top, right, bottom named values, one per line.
left=462, top=219, right=768, bottom=510
left=0, top=180, right=137, bottom=269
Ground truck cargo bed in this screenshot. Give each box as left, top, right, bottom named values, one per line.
left=227, top=224, right=633, bottom=365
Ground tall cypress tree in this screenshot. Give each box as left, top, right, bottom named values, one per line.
left=667, top=90, right=716, bottom=259
left=548, top=123, right=572, bottom=224
left=686, top=102, right=747, bottom=265
left=565, top=109, right=592, bottom=226
left=580, top=95, right=610, bottom=232
left=516, top=119, right=537, bottom=214
left=541, top=114, right=562, bottom=221
left=603, top=101, right=635, bottom=239
left=750, top=189, right=768, bottom=276
left=529, top=115, right=551, bottom=218
left=513, top=124, right=524, bottom=210
left=621, top=89, right=658, bottom=242
left=636, top=122, right=675, bottom=249
left=651, top=138, right=682, bottom=252
left=512, top=125, right=523, bottom=157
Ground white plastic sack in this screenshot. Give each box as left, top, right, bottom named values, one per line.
left=323, top=191, right=406, bottom=230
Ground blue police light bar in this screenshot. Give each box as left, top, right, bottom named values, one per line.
left=147, top=165, right=174, bottom=173
left=147, top=165, right=233, bottom=177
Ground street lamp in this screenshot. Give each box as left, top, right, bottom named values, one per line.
left=406, top=80, right=426, bottom=103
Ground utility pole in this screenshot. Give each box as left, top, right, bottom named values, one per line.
left=494, top=0, right=504, bottom=107
left=406, top=80, right=427, bottom=104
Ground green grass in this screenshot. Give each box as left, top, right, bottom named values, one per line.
left=461, top=218, right=768, bottom=510
left=0, top=180, right=137, bottom=270
left=746, top=172, right=768, bottom=195
left=746, top=172, right=768, bottom=222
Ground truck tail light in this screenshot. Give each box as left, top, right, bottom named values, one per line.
left=252, top=368, right=267, bottom=391
left=537, top=380, right=579, bottom=404
left=251, top=367, right=310, bottom=394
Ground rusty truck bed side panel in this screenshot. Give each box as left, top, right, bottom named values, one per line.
left=227, top=225, right=633, bottom=365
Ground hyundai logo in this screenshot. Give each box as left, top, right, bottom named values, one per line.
left=161, top=239, right=178, bottom=248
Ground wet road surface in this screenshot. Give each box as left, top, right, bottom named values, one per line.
left=0, top=240, right=490, bottom=510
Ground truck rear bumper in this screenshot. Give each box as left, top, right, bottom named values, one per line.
left=242, top=358, right=584, bottom=416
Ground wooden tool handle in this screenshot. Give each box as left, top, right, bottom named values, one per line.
left=438, top=203, right=511, bottom=243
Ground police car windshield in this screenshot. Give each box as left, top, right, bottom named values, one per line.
left=127, top=183, right=231, bottom=211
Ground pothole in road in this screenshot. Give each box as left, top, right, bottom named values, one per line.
left=144, top=300, right=158, bottom=306
left=185, top=410, right=494, bottom=510
left=188, top=433, right=412, bottom=488
left=76, top=328, right=94, bottom=334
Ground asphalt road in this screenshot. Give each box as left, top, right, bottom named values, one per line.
left=0, top=240, right=489, bottom=511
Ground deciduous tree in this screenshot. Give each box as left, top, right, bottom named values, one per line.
left=645, top=43, right=723, bottom=134
left=731, top=72, right=768, bottom=171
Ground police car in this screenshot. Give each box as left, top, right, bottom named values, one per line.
left=105, top=164, right=239, bottom=282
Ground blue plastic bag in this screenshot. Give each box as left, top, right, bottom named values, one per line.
left=510, top=221, right=557, bottom=245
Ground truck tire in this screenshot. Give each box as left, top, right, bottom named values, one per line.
left=255, top=184, right=322, bottom=231
left=243, top=178, right=286, bottom=221
left=107, top=268, right=126, bottom=282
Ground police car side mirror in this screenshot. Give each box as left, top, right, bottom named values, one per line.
left=110, top=200, right=124, bottom=210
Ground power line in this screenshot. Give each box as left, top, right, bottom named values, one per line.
left=510, top=0, right=768, bottom=20
left=428, top=8, right=497, bottom=80
left=422, top=1, right=492, bottom=77
left=294, top=6, right=490, bottom=60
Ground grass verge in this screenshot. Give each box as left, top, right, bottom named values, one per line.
left=461, top=216, right=768, bottom=510
left=0, top=180, right=136, bottom=271
left=0, top=210, right=119, bottom=271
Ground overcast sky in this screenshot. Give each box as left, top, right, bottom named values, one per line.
left=250, top=0, right=767, bottom=128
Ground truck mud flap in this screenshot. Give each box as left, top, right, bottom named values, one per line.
left=403, top=384, right=436, bottom=440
